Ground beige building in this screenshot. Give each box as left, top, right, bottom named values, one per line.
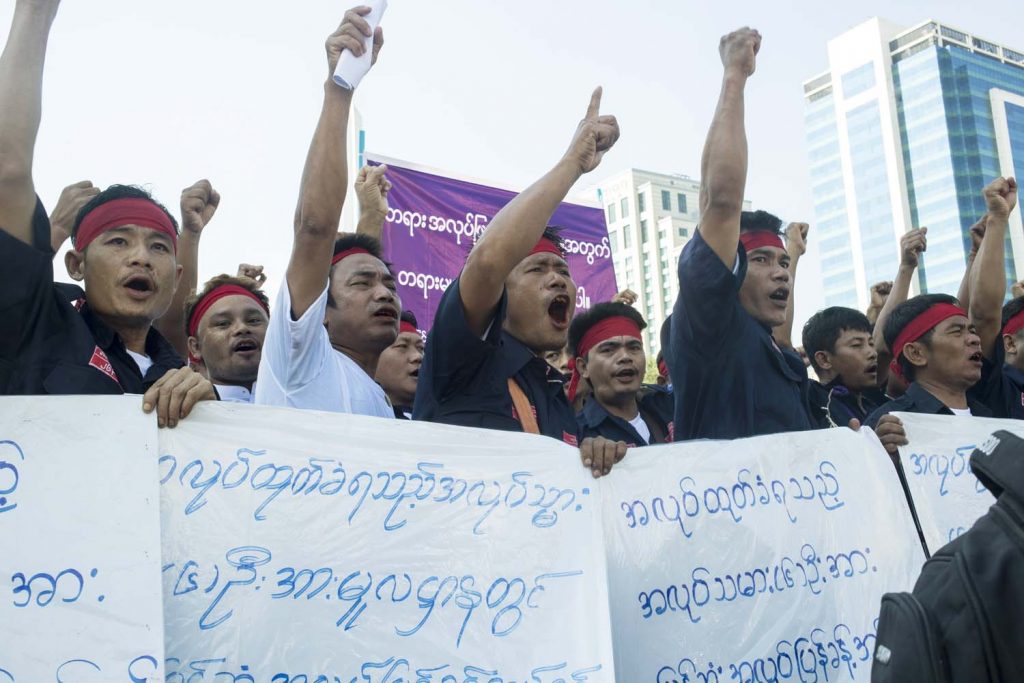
left=593, top=168, right=749, bottom=356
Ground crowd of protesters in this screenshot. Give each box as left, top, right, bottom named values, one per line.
left=0, top=2, right=1019, bottom=480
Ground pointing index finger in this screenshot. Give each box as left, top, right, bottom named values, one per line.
left=586, top=86, right=603, bottom=119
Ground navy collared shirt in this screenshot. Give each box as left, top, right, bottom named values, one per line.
left=0, top=199, right=184, bottom=395
left=577, top=387, right=674, bottom=446
left=413, top=277, right=579, bottom=445
left=807, top=378, right=886, bottom=428
left=974, top=344, right=1024, bottom=420
left=865, top=381, right=993, bottom=428
left=670, top=230, right=814, bottom=440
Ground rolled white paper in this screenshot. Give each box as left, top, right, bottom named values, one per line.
left=332, top=0, right=388, bottom=90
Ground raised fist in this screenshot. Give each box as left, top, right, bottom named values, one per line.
left=236, top=263, right=266, bottom=286
left=720, top=27, right=761, bottom=77
left=900, top=227, right=927, bottom=268
left=564, top=87, right=621, bottom=176
left=785, top=222, right=809, bottom=258
left=50, top=180, right=100, bottom=251
left=180, top=179, right=220, bottom=236
left=869, top=281, right=892, bottom=309
left=983, top=177, right=1018, bottom=220
left=355, top=164, right=391, bottom=220
left=968, top=215, right=987, bottom=253
left=327, top=6, right=384, bottom=77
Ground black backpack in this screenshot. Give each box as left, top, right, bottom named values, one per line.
left=871, top=429, right=1024, bottom=682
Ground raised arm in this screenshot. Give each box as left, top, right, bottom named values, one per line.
left=956, top=216, right=985, bottom=313
left=0, top=0, right=60, bottom=244
left=874, top=228, right=927, bottom=359
left=971, top=177, right=1018, bottom=359
left=154, top=179, right=220, bottom=358
left=459, top=88, right=619, bottom=336
left=287, top=6, right=382, bottom=319
left=865, top=282, right=891, bottom=325
left=354, top=163, right=390, bottom=241
left=698, top=28, right=761, bottom=267
left=776, top=221, right=808, bottom=349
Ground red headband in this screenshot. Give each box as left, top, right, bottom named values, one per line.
left=399, top=320, right=418, bottom=335
left=739, top=231, right=786, bottom=254
left=75, top=198, right=178, bottom=253
left=566, top=316, right=643, bottom=403
left=332, top=246, right=372, bottom=266
left=1004, top=310, right=1024, bottom=337
left=528, top=237, right=564, bottom=258
left=888, top=303, right=968, bottom=380
left=188, top=284, right=269, bottom=337
left=658, top=358, right=668, bottom=379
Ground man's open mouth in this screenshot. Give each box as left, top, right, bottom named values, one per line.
left=969, top=351, right=983, bottom=364
left=768, top=287, right=790, bottom=303
left=233, top=339, right=259, bottom=353
left=373, top=307, right=398, bottom=321
left=548, top=295, right=570, bottom=327
left=122, top=274, right=155, bottom=298
left=614, top=368, right=638, bottom=380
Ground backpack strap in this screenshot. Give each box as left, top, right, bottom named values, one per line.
left=507, top=378, right=540, bottom=435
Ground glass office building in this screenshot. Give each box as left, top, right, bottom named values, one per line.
left=803, top=19, right=1024, bottom=308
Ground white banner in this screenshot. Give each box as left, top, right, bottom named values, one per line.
left=600, top=428, right=925, bottom=682
left=157, top=402, right=613, bottom=681
left=0, top=396, right=164, bottom=682
left=894, top=412, right=1023, bottom=555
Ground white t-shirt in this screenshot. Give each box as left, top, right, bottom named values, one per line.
left=628, top=412, right=651, bottom=445
left=255, top=280, right=394, bottom=418
left=949, top=407, right=973, bottom=417
left=127, top=349, right=153, bottom=376
left=216, top=384, right=254, bottom=404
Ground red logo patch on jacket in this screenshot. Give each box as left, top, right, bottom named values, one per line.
left=88, top=347, right=120, bottom=385
left=562, top=432, right=578, bottom=447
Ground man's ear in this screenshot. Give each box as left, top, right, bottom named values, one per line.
left=187, top=336, right=202, bottom=363
left=814, top=350, right=833, bottom=372
left=173, top=263, right=184, bottom=293
left=65, top=248, right=85, bottom=282
left=903, top=340, right=929, bottom=370
left=577, top=356, right=589, bottom=380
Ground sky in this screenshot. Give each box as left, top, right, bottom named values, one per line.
left=5, top=0, right=1021, bottom=335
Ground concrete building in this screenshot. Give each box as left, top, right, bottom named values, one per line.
left=803, top=18, right=1024, bottom=309
left=593, top=168, right=750, bottom=356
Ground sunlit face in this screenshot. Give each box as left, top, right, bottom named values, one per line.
left=504, top=253, right=577, bottom=354
left=66, top=225, right=181, bottom=327
left=375, top=330, right=424, bottom=407
left=189, top=295, right=268, bottom=386
left=738, top=245, right=791, bottom=328
left=542, top=347, right=571, bottom=376
left=906, top=316, right=983, bottom=388
left=815, top=329, right=878, bottom=393
left=326, top=254, right=401, bottom=356
left=579, top=335, right=646, bottom=406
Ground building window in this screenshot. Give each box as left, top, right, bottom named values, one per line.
left=620, top=197, right=629, bottom=218
left=640, top=220, right=648, bottom=242
left=624, top=227, right=632, bottom=248
left=677, top=193, right=687, bottom=214
left=625, top=256, right=633, bottom=269
left=840, top=62, right=876, bottom=98
left=661, top=190, right=671, bottom=211
left=637, top=192, right=646, bottom=213
left=678, top=227, right=689, bottom=238
left=607, top=203, right=616, bottom=223
left=609, top=230, right=619, bottom=251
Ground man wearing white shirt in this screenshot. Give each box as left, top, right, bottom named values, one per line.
left=184, top=273, right=270, bottom=404
left=255, top=6, right=396, bottom=419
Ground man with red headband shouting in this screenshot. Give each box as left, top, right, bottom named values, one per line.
left=570, top=302, right=674, bottom=449
left=669, top=27, right=814, bottom=440
left=184, top=273, right=270, bottom=403
left=415, top=87, right=629, bottom=477
left=0, top=0, right=214, bottom=427
left=254, top=6, right=396, bottom=418
left=375, top=310, right=424, bottom=419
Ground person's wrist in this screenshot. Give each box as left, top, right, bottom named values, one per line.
left=722, top=68, right=749, bottom=85
left=554, top=156, right=584, bottom=181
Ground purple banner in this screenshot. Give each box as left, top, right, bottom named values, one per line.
left=368, top=156, right=617, bottom=333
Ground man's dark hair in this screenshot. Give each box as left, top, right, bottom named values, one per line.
left=183, top=274, right=269, bottom=337
left=328, top=233, right=393, bottom=308
left=541, top=225, right=566, bottom=254
left=739, top=210, right=783, bottom=235
left=568, top=302, right=647, bottom=359
left=400, top=309, right=418, bottom=328
left=801, top=307, right=873, bottom=374
left=884, top=293, right=959, bottom=381
left=72, top=184, right=179, bottom=243
left=1001, top=296, right=1024, bottom=332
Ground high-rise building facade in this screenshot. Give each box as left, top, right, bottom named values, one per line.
left=803, top=18, right=1024, bottom=309
left=593, top=168, right=749, bottom=356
